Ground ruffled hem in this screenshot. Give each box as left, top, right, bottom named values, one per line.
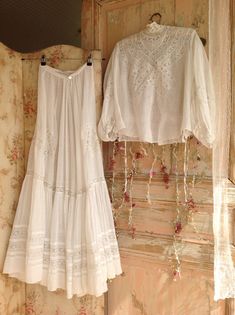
left=99, top=123, right=214, bottom=148
left=3, top=173, right=122, bottom=298
left=3, top=231, right=122, bottom=298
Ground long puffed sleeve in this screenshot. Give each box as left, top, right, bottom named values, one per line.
left=190, top=30, right=215, bottom=148
left=98, top=44, right=126, bottom=141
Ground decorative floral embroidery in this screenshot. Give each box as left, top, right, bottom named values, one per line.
left=81, top=126, right=100, bottom=152
left=118, top=26, right=193, bottom=93
left=31, top=129, right=57, bottom=156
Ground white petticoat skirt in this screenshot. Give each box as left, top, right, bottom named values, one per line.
left=3, top=63, right=122, bottom=298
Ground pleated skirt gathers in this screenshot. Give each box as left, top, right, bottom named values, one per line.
left=3, top=63, right=122, bottom=298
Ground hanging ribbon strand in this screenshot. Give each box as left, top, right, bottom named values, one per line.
left=128, top=145, right=136, bottom=235
left=183, top=139, right=189, bottom=208
left=117, top=141, right=128, bottom=213
left=171, top=143, right=182, bottom=279
left=173, top=144, right=181, bottom=230
left=160, top=146, right=170, bottom=188
left=146, top=144, right=157, bottom=204
left=110, top=141, right=129, bottom=236
left=110, top=140, right=119, bottom=228
left=187, top=139, right=206, bottom=242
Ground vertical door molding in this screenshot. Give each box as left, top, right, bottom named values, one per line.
left=229, top=0, right=235, bottom=184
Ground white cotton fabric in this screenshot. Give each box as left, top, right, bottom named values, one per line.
left=98, top=25, right=215, bottom=148
left=3, top=63, right=122, bottom=299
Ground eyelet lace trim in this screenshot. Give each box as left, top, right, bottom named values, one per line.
left=31, top=129, right=57, bottom=156
left=81, top=125, right=101, bottom=151
left=32, top=126, right=101, bottom=156
left=25, top=171, right=106, bottom=197
left=6, top=226, right=120, bottom=275
left=100, top=80, right=119, bottom=140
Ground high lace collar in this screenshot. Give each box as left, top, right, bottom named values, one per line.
left=143, top=21, right=165, bottom=35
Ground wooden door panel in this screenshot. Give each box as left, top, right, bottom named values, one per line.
left=81, top=0, right=233, bottom=314
left=108, top=255, right=225, bottom=315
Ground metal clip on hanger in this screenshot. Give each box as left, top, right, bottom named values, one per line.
left=200, top=37, right=206, bottom=47
left=40, top=55, right=46, bottom=66
left=87, top=53, right=92, bottom=66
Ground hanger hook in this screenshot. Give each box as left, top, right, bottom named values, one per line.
left=150, top=12, right=162, bottom=23
left=87, top=53, right=92, bottom=66
left=40, top=55, right=46, bottom=66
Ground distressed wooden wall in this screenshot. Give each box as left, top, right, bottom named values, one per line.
left=81, top=1, right=234, bottom=314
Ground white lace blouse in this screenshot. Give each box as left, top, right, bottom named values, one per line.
left=98, top=25, right=215, bottom=148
